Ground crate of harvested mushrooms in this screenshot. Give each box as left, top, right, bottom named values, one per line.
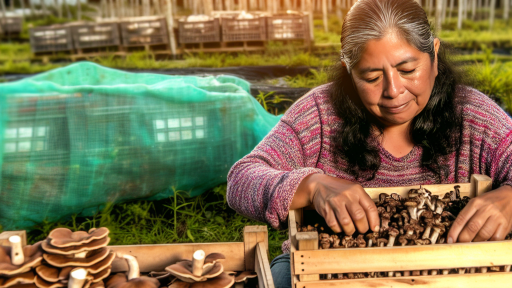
left=0, top=226, right=273, bottom=288
left=289, top=174, right=512, bottom=288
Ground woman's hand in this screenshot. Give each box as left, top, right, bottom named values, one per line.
left=447, top=185, right=512, bottom=243
left=293, top=174, right=380, bottom=235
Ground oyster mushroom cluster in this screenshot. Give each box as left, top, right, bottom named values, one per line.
left=298, top=185, right=512, bottom=279
left=0, top=236, right=44, bottom=288
left=36, top=227, right=115, bottom=288
left=148, top=250, right=256, bottom=288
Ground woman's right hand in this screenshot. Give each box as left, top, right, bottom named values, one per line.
left=294, top=174, right=380, bottom=235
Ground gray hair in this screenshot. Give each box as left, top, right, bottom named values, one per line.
left=340, top=0, right=435, bottom=73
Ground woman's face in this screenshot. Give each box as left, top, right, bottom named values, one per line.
left=350, top=33, right=440, bottom=127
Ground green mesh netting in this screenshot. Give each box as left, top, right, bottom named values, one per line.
left=0, top=62, right=280, bottom=230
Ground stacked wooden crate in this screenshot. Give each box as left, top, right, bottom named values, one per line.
left=69, top=21, right=121, bottom=56
left=29, top=25, right=74, bottom=56
left=118, top=16, right=170, bottom=52
left=289, top=174, right=512, bottom=287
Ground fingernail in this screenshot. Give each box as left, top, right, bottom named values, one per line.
left=448, top=237, right=453, bottom=244
left=374, top=226, right=380, bottom=232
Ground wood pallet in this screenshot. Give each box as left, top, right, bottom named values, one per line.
left=289, top=174, right=512, bottom=287
left=0, top=226, right=274, bottom=288
left=109, top=225, right=274, bottom=288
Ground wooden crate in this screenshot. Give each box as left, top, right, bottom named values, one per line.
left=29, top=25, right=74, bottom=54
left=221, top=17, right=267, bottom=43
left=288, top=174, right=512, bottom=287
left=178, top=18, right=220, bottom=45
left=0, top=15, right=22, bottom=36
left=69, top=21, right=121, bottom=52
left=266, top=14, right=310, bottom=45
left=118, top=16, right=169, bottom=49
left=110, top=225, right=274, bottom=288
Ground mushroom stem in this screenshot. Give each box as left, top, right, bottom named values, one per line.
left=481, top=267, right=488, bottom=273
left=442, top=269, right=450, bottom=275
left=68, top=268, right=87, bottom=288
left=421, top=270, right=428, bottom=276
left=403, top=271, right=410, bottom=277
left=326, top=273, right=332, bottom=280
left=9, top=235, right=24, bottom=265
left=74, top=251, right=88, bottom=259
left=458, top=268, right=466, bottom=274
left=387, top=271, right=394, bottom=277
left=123, top=254, right=140, bottom=280
left=469, top=267, right=476, bottom=273
left=505, top=265, right=511, bottom=272
left=431, top=270, right=438, bottom=275
left=192, top=250, right=205, bottom=277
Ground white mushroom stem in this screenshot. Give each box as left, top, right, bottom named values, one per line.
left=505, top=265, right=511, bottom=272
left=395, top=272, right=402, bottom=277
left=123, top=254, right=140, bottom=280
left=429, top=228, right=441, bottom=245
left=422, top=225, right=432, bottom=239
left=68, top=268, right=87, bottom=288
left=74, top=251, right=88, bottom=259
left=388, top=271, right=394, bottom=277
left=470, top=267, right=476, bottom=273
left=442, top=269, right=450, bottom=275
left=9, top=236, right=24, bottom=266
left=431, top=270, right=438, bottom=275
left=192, top=250, right=205, bottom=277
left=326, top=274, right=332, bottom=280
left=421, top=270, right=428, bottom=276
left=458, top=268, right=466, bottom=274
left=481, top=267, right=488, bottom=273
left=403, top=271, right=410, bottom=277
left=408, top=207, right=418, bottom=220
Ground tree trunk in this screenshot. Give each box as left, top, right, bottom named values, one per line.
left=28, top=0, right=35, bottom=17
left=203, top=0, right=212, bottom=15
left=306, top=0, right=313, bottom=40
left=504, top=0, right=509, bottom=20
left=55, top=0, right=63, bottom=18
left=428, top=0, right=434, bottom=16
left=435, top=0, right=443, bottom=32
left=301, top=0, right=305, bottom=10
left=284, top=0, right=291, bottom=10
left=457, top=0, right=464, bottom=29
left=489, top=0, right=496, bottom=29
left=64, top=0, right=72, bottom=19
left=328, top=0, right=332, bottom=12
left=449, top=0, right=454, bottom=18
left=471, top=0, right=476, bottom=19
left=77, top=0, right=82, bottom=20
left=142, top=0, right=149, bottom=16
left=442, top=0, right=448, bottom=22
left=322, top=0, right=328, bottom=32
left=165, top=0, right=176, bottom=55
left=0, top=0, right=6, bottom=20
left=109, top=0, right=114, bottom=17
left=336, top=0, right=342, bottom=22
left=153, top=0, right=161, bottom=15
left=18, top=0, right=26, bottom=19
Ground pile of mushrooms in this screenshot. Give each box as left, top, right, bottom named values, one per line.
left=0, top=236, right=44, bottom=288
left=36, top=228, right=115, bottom=288
left=298, top=185, right=512, bottom=279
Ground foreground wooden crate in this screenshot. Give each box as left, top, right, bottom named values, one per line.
left=110, top=225, right=275, bottom=288
left=289, top=174, right=512, bottom=287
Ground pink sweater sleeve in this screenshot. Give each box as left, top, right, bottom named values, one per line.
left=227, top=90, right=325, bottom=229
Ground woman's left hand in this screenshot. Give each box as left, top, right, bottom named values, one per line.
left=447, top=185, right=512, bottom=243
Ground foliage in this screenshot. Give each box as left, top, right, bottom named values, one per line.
left=466, top=48, right=512, bottom=114
left=27, top=184, right=288, bottom=261
left=285, top=68, right=330, bottom=88
left=255, top=90, right=294, bottom=115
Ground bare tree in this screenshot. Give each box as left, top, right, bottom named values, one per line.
left=64, top=0, right=72, bottom=19
left=457, top=0, right=464, bottom=29
left=109, top=0, right=114, bottom=18
left=306, top=0, right=313, bottom=40
left=336, top=0, right=343, bottom=23
left=489, top=0, right=496, bottom=29
left=18, top=0, right=26, bottom=19
left=203, top=0, right=212, bottom=14
left=322, top=0, right=328, bottom=32
left=504, top=0, right=510, bottom=21
left=435, top=0, right=443, bottom=32
left=55, top=0, right=63, bottom=18
left=449, top=0, right=454, bottom=19
left=77, top=0, right=82, bottom=20
left=442, top=0, right=448, bottom=22
left=142, top=0, right=149, bottom=16
left=0, top=0, right=6, bottom=20
left=471, top=0, right=476, bottom=19
left=165, top=0, right=176, bottom=55
left=284, top=0, right=291, bottom=10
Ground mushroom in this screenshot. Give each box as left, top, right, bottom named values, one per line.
left=331, top=235, right=341, bottom=248
left=398, top=235, right=408, bottom=246
left=342, top=236, right=356, bottom=248
left=387, top=228, right=399, bottom=247
left=165, top=252, right=228, bottom=283
left=404, top=201, right=419, bottom=221
left=47, top=229, right=109, bottom=249
left=376, top=238, right=388, bottom=247
left=422, top=218, right=434, bottom=240
left=106, top=255, right=159, bottom=288
left=400, top=210, right=410, bottom=226
left=0, top=241, right=43, bottom=276
left=0, top=271, right=36, bottom=287
left=42, top=237, right=110, bottom=258
left=318, top=233, right=331, bottom=249
left=233, top=271, right=257, bottom=286
left=429, top=224, right=446, bottom=244
left=44, top=247, right=111, bottom=268
left=365, top=232, right=378, bottom=248
left=380, top=211, right=392, bottom=231
left=355, top=235, right=366, bottom=248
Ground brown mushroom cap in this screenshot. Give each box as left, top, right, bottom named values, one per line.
left=0, top=271, right=36, bottom=287
left=34, top=276, right=66, bottom=288
left=47, top=228, right=109, bottom=248
left=168, top=272, right=234, bottom=288
left=234, top=271, right=257, bottom=283
left=44, top=248, right=110, bottom=268
left=165, top=261, right=223, bottom=283
left=105, top=273, right=159, bottom=288
left=42, top=237, right=110, bottom=255
left=0, top=242, right=44, bottom=276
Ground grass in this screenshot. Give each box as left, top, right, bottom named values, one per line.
left=25, top=184, right=289, bottom=261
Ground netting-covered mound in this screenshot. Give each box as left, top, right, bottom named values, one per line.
left=0, top=62, right=280, bottom=230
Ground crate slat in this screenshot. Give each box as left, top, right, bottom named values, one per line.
left=294, top=240, right=512, bottom=274
left=255, top=242, right=275, bottom=288
left=298, top=273, right=512, bottom=288
left=110, top=242, right=245, bottom=273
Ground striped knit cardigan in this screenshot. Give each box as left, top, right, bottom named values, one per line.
left=227, top=84, right=512, bottom=253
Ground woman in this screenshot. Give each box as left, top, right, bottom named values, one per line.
left=227, top=0, right=512, bottom=286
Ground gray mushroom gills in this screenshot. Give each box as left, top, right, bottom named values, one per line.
left=9, top=235, right=25, bottom=266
